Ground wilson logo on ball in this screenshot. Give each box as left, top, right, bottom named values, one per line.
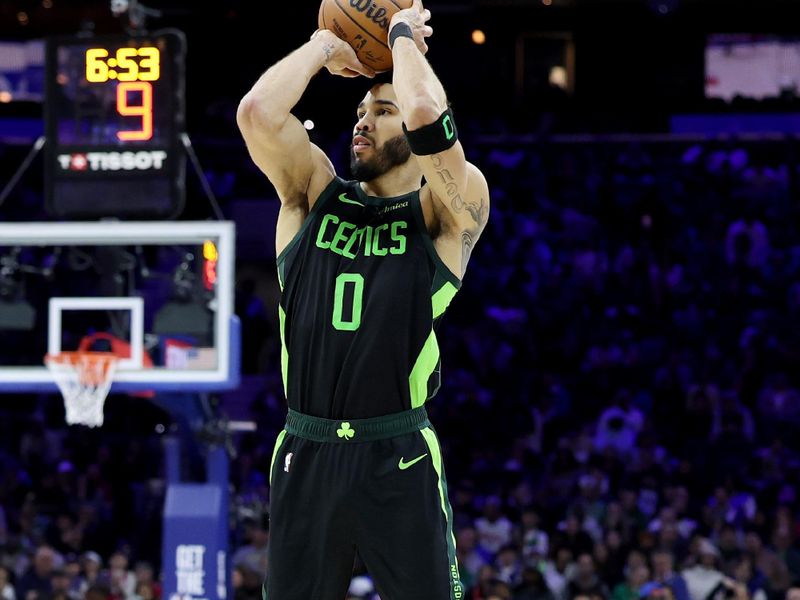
left=348, top=0, right=390, bottom=30
left=319, top=0, right=412, bottom=72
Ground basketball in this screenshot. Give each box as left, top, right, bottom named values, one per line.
left=318, top=0, right=414, bottom=72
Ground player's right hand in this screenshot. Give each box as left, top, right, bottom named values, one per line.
left=310, top=29, right=376, bottom=78
left=389, top=0, right=433, bottom=55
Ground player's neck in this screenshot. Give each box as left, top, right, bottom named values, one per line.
left=359, top=163, right=422, bottom=199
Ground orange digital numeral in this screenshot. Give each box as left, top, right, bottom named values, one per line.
left=116, top=81, right=153, bottom=141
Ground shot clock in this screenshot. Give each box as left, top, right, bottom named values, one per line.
left=45, top=31, right=186, bottom=219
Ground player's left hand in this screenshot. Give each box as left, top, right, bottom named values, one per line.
left=389, top=0, right=433, bottom=55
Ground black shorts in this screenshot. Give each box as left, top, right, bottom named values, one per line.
left=264, top=406, right=464, bottom=599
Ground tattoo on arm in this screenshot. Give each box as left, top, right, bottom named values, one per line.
left=322, top=43, right=335, bottom=62
left=461, top=230, right=474, bottom=274
left=430, top=154, right=488, bottom=228
left=463, top=195, right=488, bottom=228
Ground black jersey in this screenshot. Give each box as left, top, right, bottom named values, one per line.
left=276, top=177, right=461, bottom=419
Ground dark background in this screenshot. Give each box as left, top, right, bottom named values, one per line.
left=3, top=0, right=800, bottom=136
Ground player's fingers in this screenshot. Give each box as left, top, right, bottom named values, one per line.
left=329, top=65, right=359, bottom=78
left=423, top=25, right=433, bottom=37
left=413, top=0, right=424, bottom=13
left=422, top=8, right=431, bottom=21
left=351, top=61, right=376, bottom=78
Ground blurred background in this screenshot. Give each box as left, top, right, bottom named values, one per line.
left=2, top=1, right=800, bottom=599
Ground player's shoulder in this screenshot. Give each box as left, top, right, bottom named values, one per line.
left=306, top=143, right=339, bottom=207
left=465, top=161, right=490, bottom=199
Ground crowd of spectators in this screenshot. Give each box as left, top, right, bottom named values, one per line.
left=3, top=130, right=800, bottom=600
left=231, top=134, right=800, bottom=598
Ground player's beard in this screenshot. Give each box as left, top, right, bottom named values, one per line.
left=349, top=134, right=412, bottom=182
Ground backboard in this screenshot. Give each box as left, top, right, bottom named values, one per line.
left=0, top=221, right=239, bottom=393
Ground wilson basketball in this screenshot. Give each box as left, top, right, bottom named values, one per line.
left=318, top=0, right=413, bottom=72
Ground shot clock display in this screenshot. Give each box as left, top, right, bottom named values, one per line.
left=45, top=31, right=186, bottom=219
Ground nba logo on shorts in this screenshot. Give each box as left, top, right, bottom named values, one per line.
left=284, top=453, right=294, bottom=473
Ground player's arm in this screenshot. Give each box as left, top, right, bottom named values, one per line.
left=237, top=31, right=375, bottom=251
left=388, top=0, right=490, bottom=276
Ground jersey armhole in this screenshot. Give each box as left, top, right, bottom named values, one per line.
left=276, top=176, right=342, bottom=266
left=410, top=195, right=462, bottom=290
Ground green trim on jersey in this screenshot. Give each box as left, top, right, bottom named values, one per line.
left=276, top=176, right=340, bottom=266
left=409, top=330, right=440, bottom=408
left=432, top=280, right=458, bottom=319
left=269, top=429, right=288, bottom=485
left=409, top=275, right=459, bottom=407
left=277, top=262, right=285, bottom=291
left=420, top=427, right=463, bottom=599
left=278, top=305, right=288, bottom=397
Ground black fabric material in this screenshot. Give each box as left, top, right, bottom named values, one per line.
left=402, top=107, right=459, bottom=156
left=277, top=177, right=459, bottom=420
left=285, top=406, right=430, bottom=442
left=265, top=429, right=454, bottom=599
left=388, top=22, right=414, bottom=49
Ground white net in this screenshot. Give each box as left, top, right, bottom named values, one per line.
left=45, top=352, right=118, bottom=428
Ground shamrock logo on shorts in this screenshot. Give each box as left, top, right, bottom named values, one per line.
left=336, top=422, right=355, bottom=440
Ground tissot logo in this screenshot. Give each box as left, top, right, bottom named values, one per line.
left=57, top=150, right=168, bottom=172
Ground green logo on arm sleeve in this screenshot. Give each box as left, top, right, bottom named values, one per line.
left=442, top=115, right=455, bottom=140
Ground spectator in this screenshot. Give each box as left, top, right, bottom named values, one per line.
left=231, top=514, right=269, bottom=580
left=543, top=548, right=576, bottom=600
left=131, top=581, right=155, bottom=600
left=45, top=570, right=71, bottom=600
left=729, top=557, right=767, bottom=600
left=520, top=509, right=550, bottom=563
left=77, top=552, right=105, bottom=599
left=682, top=539, right=724, bottom=600
left=458, top=527, right=492, bottom=590
left=496, top=545, right=523, bottom=586
left=651, top=550, right=691, bottom=600
left=107, top=552, right=135, bottom=600
left=513, top=566, right=555, bottom=600
left=610, top=564, right=650, bottom=600
left=593, top=392, right=643, bottom=458
left=0, top=567, right=15, bottom=600
left=84, top=585, right=110, bottom=600
left=554, top=516, right=595, bottom=558
left=772, top=525, right=800, bottom=583
left=231, top=566, right=258, bottom=600
left=476, top=498, right=514, bottom=557
left=16, top=547, right=57, bottom=600
left=567, top=554, right=610, bottom=600
left=470, top=564, right=500, bottom=600
left=131, top=563, right=158, bottom=600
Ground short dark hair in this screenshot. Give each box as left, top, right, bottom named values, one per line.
left=371, top=71, right=393, bottom=86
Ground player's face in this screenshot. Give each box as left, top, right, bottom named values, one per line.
left=350, top=83, right=412, bottom=182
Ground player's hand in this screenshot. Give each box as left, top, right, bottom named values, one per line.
left=389, top=0, right=433, bottom=55
left=311, top=29, right=376, bottom=78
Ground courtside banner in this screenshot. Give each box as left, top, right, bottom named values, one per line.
left=163, top=484, right=229, bottom=600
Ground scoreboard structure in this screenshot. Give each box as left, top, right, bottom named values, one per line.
left=45, top=30, right=186, bottom=219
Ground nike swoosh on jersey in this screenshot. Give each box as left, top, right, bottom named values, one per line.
left=339, top=193, right=365, bottom=207
left=398, top=453, right=428, bottom=470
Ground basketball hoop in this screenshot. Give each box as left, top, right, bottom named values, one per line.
left=45, top=352, right=118, bottom=427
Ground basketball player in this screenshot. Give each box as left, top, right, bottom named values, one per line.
left=237, top=1, right=489, bottom=597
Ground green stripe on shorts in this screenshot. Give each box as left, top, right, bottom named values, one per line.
left=269, top=430, right=287, bottom=485
left=420, top=426, right=465, bottom=599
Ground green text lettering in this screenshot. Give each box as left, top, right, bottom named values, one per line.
left=315, top=214, right=340, bottom=250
